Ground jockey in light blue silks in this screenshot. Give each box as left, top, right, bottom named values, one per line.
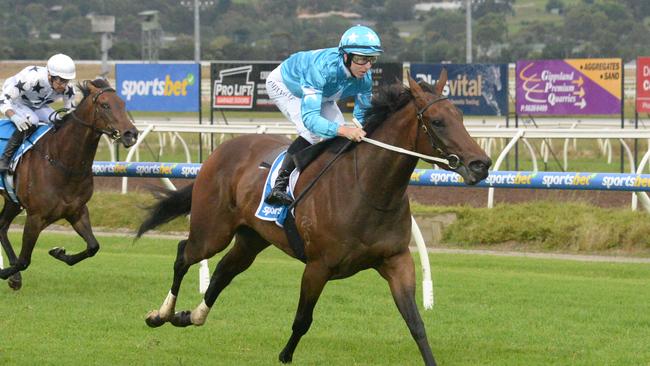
left=0, top=53, right=76, bottom=173
left=264, top=25, right=383, bottom=206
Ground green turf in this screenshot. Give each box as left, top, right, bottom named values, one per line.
left=1, top=232, right=649, bottom=365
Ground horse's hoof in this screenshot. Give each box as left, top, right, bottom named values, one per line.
left=145, top=310, right=166, bottom=328
left=48, top=247, right=65, bottom=259
left=279, top=350, right=293, bottom=364
left=170, top=310, right=193, bottom=328
left=8, top=273, right=22, bottom=291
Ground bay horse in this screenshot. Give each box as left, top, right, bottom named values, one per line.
left=137, top=71, right=490, bottom=365
left=0, top=79, right=138, bottom=290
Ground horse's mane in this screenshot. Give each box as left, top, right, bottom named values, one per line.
left=298, top=80, right=437, bottom=167
left=59, top=78, right=111, bottom=124
left=362, top=83, right=413, bottom=138
left=77, top=78, right=112, bottom=99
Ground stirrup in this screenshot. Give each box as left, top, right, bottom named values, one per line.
left=265, top=189, right=294, bottom=206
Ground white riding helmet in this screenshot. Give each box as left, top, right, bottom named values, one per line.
left=47, top=53, right=76, bottom=80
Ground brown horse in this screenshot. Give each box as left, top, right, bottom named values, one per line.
left=0, top=79, right=138, bottom=289
left=137, top=72, right=490, bottom=365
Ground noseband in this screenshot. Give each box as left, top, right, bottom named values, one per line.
left=415, top=95, right=461, bottom=169
left=68, top=87, right=123, bottom=141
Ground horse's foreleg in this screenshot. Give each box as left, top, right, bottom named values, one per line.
left=0, top=201, right=23, bottom=289
left=377, top=251, right=437, bottom=366
left=49, top=206, right=99, bottom=266
left=145, top=239, right=191, bottom=327
left=279, top=261, right=330, bottom=364
left=170, top=228, right=271, bottom=327
left=0, top=214, right=45, bottom=281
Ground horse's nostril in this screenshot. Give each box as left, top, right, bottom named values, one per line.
left=469, top=160, right=490, bottom=174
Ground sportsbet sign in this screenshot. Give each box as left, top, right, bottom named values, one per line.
left=116, top=63, right=200, bottom=112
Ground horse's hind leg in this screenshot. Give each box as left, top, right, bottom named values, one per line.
left=145, top=225, right=236, bottom=327
left=167, top=226, right=271, bottom=327
left=377, top=250, right=437, bottom=366
left=0, top=214, right=46, bottom=281
left=49, top=205, right=100, bottom=265
left=0, top=200, right=24, bottom=289
left=279, top=261, right=330, bottom=364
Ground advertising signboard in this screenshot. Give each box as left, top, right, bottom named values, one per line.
left=115, top=63, right=200, bottom=112
left=408, top=63, right=509, bottom=116
left=211, top=62, right=280, bottom=111
left=515, top=58, right=622, bottom=115
left=211, top=61, right=403, bottom=112
left=339, top=62, right=403, bottom=112
left=636, top=57, right=650, bottom=113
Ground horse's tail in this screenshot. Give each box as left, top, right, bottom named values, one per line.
left=136, top=183, right=193, bottom=238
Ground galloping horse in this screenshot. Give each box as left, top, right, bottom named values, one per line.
left=0, top=79, right=138, bottom=290
left=137, top=72, right=490, bottom=365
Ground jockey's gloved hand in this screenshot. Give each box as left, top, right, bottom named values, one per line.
left=10, top=114, right=31, bottom=132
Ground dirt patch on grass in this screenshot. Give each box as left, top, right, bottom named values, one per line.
left=407, top=186, right=632, bottom=208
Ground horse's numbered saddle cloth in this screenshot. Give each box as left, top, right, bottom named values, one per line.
left=0, top=119, right=53, bottom=202
left=255, top=150, right=299, bottom=227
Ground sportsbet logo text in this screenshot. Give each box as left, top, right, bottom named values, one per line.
left=121, top=74, right=195, bottom=101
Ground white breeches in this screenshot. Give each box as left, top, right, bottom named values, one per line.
left=266, top=65, right=344, bottom=144
left=11, top=103, right=54, bottom=125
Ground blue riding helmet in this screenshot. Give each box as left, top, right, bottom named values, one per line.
left=338, top=25, right=383, bottom=56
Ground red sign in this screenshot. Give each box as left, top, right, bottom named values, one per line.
left=637, top=57, right=650, bottom=113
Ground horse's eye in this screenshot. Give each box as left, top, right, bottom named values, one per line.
left=101, top=103, right=110, bottom=109
left=430, top=119, right=443, bottom=127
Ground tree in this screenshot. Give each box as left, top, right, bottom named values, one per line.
left=475, top=12, right=508, bottom=61
left=545, top=0, right=565, bottom=14
left=473, top=0, right=515, bottom=18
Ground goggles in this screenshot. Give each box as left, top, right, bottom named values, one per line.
left=350, top=54, right=378, bottom=66
left=51, top=75, right=70, bottom=84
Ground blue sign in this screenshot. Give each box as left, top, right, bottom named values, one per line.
left=116, top=64, right=200, bottom=112
left=92, top=161, right=650, bottom=193
left=410, top=63, right=508, bottom=116
left=410, top=170, right=650, bottom=192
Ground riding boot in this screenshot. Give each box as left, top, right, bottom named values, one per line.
left=265, top=152, right=296, bottom=206
left=0, top=129, right=25, bottom=173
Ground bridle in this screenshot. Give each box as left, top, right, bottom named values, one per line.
left=415, top=95, right=461, bottom=169
left=68, top=87, right=123, bottom=141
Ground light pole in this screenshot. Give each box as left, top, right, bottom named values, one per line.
left=181, top=0, right=214, bottom=63
left=466, top=0, right=472, bottom=63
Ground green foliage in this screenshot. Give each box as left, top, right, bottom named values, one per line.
left=2, top=0, right=649, bottom=62
left=437, top=201, right=650, bottom=252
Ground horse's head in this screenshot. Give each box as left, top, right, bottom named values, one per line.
left=408, top=70, right=491, bottom=185
left=77, top=79, right=139, bottom=147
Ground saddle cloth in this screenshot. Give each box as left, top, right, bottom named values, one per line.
left=0, top=119, right=53, bottom=203
left=254, top=150, right=300, bottom=226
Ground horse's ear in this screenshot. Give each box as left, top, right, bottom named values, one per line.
left=434, top=68, right=448, bottom=96
left=407, top=76, right=424, bottom=97
left=83, top=80, right=98, bottom=92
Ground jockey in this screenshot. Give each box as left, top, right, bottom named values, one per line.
left=265, top=25, right=383, bottom=206
left=0, top=53, right=76, bottom=173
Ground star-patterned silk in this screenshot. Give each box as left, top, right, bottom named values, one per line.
left=0, top=66, right=75, bottom=115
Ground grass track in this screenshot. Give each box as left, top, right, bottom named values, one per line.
left=1, top=232, right=649, bottom=365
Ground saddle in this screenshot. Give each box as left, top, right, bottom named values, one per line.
left=0, top=119, right=53, bottom=203
left=255, top=137, right=356, bottom=263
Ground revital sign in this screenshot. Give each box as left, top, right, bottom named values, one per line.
left=409, top=63, right=509, bottom=116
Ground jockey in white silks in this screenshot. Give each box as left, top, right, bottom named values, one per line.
left=264, top=25, right=383, bottom=206
left=0, top=53, right=77, bottom=173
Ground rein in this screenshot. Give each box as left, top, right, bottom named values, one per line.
left=351, top=95, right=460, bottom=169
